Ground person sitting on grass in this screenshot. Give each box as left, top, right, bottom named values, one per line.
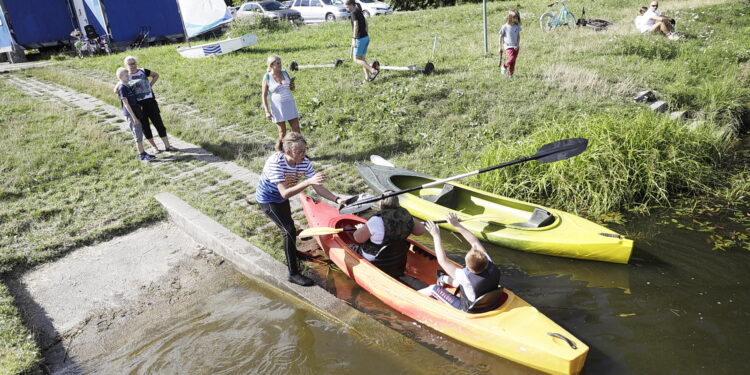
left=634, top=6, right=650, bottom=33
left=352, top=192, right=425, bottom=279
left=418, top=213, right=501, bottom=312
left=115, top=67, right=154, bottom=162
left=643, top=1, right=679, bottom=39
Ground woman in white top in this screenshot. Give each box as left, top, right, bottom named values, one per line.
left=261, top=55, right=300, bottom=151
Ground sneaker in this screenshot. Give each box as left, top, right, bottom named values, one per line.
left=288, top=274, right=314, bottom=286
left=139, top=152, right=156, bottom=162
left=164, top=146, right=179, bottom=152
left=508, top=74, right=513, bottom=80
left=667, top=33, right=680, bottom=40
left=153, top=149, right=164, bottom=154
left=501, top=66, right=507, bottom=75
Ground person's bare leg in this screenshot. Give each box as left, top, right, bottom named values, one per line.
left=354, top=56, right=371, bottom=80
left=136, top=141, right=145, bottom=154
left=288, top=118, right=301, bottom=134
left=145, top=137, right=159, bottom=150
left=275, top=122, right=287, bottom=151
left=160, top=136, right=171, bottom=149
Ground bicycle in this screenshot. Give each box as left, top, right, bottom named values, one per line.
left=539, top=0, right=576, bottom=31
left=71, top=29, right=95, bottom=58
left=575, top=7, right=613, bottom=31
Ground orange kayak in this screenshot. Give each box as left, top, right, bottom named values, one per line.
left=299, top=194, right=589, bottom=375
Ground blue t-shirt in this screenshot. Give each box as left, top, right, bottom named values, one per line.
left=256, top=152, right=316, bottom=204
left=117, top=83, right=142, bottom=118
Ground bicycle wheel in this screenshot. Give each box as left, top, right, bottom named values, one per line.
left=539, top=12, right=555, bottom=32
left=563, top=12, right=576, bottom=29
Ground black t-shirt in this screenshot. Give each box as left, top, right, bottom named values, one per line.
left=351, top=9, right=368, bottom=39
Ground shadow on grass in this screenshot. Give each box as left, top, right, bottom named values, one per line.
left=311, top=140, right=412, bottom=163
left=200, top=140, right=273, bottom=162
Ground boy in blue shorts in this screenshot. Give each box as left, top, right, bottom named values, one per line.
left=115, top=67, right=155, bottom=162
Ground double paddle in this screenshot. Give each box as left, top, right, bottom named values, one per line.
left=339, top=138, right=589, bottom=215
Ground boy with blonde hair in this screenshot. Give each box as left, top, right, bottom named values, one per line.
left=419, top=212, right=501, bottom=312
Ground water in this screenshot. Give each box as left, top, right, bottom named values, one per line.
left=85, top=214, right=749, bottom=374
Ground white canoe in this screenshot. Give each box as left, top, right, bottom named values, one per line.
left=177, top=33, right=257, bottom=58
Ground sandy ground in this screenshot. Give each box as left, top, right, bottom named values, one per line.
left=7, top=221, right=232, bottom=374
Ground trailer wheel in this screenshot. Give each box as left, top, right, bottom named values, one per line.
left=423, top=62, right=435, bottom=75
left=289, top=61, right=299, bottom=71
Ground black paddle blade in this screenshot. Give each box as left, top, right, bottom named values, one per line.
left=534, top=138, right=588, bottom=163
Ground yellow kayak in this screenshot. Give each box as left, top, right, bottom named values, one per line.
left=301, top=194, right=589, bottom=374
left=356, top=163, right=633, bottom=264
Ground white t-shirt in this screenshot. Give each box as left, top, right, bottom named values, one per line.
left=634, top=15, right=650, bottom=33
left=643, top=9, right=661, bottom=28
left=365, top=216, right=385, bottom=245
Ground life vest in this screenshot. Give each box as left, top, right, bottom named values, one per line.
left=456, top=263, right=501, bottom=311
left=359, top=207, right=414, bottom=277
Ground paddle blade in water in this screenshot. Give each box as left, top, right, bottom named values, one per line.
left=534, top=138, right=588, bottom=163
left=370, top=155, right=395, bottom=167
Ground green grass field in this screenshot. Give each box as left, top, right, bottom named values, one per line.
left=30, top=0, right=750, bottom=215
left=2, top=0, right=749, bottom=372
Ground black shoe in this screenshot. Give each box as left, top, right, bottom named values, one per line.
left=288, top=274, right=314, bottom=286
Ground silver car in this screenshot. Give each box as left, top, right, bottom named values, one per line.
left=288, top=0, right=350, bottom=23
left=236, top=1, right=303, bottom=23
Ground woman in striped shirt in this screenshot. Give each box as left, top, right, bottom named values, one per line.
left=256, top=132, right=343, bottom=286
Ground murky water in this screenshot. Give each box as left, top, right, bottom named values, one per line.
left=86, top=211, right=749, bottom=374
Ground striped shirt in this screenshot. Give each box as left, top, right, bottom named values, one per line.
left=256, top=152, right=315, bottom=204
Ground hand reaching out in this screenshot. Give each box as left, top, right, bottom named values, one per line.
left=425, top=220, right=441, bottom=238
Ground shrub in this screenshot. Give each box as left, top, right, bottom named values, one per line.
left=473, top=110, right=730, bottom=215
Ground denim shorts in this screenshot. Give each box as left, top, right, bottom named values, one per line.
left=354, top=35, right=370, bottom=57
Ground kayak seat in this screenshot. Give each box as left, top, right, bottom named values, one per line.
left=467, top=288, right=507, bottom=314
left=423, top=184, right=456, bottom=209
left=511, top=207, right=555, bottom=228
left=398, top=275, right=429, bottom=290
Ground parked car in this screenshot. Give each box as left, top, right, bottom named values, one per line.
left=236, top=1, right=303, bottom=23
left=355, top=0, right=393, bottom=17
left=287, top=0, right=349, bottom=23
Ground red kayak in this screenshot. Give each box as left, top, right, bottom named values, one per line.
left=299, top=194, right=588, bottom=375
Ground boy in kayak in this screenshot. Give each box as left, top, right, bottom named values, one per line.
left=256, top=132, right=344, bottom=286
left=352, top=192, right=425, bottom=278
left=419, top=213, right=502, bottom=312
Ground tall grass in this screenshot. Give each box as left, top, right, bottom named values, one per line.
left=474, top=111, right=730, bottom=214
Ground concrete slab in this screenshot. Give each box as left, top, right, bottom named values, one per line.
left=649, top=100, right=668, bottom=113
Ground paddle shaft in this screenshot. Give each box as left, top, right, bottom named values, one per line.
left=351, top=145, right=567, bottom=208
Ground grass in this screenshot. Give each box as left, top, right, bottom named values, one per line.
left=0, top=82, right=168, bottom=373
left=24, top=0, right=750, bottom=216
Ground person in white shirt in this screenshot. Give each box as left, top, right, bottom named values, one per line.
left=634, top=7, right=650, bottom=33
left=643, top=1, right=678, bottom=38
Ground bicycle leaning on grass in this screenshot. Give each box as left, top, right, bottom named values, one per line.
left=539, top=0, right=576, bottom=31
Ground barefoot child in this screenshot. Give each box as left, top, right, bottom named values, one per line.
left=115, top=68, right=155, bottom=162
left=498, top=9, right=522, bottom=79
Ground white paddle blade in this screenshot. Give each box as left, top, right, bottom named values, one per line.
left=339, top=193, right=377, bottom=215
left=370, top=155, right=395, bottom=167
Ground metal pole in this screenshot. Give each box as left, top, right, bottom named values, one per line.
left=482, top=0, right=488, bottom=53
left=174, top=0, right=190, bottom=46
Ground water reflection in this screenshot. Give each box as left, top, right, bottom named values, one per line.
left=83, top=275, right=425, bottom=374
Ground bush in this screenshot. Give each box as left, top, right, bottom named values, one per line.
left=473, top=110, right=730, bottom=215
left=227, top=15, right=293, bottom=38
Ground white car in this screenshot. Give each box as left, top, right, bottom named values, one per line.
left=236, top=1, right=303, bottom=23
left=355, top=0, right=393, bottom=18
left=288, top=0, right=350, bottom=23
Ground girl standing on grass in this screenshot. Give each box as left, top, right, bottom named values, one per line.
left=498, top=9, right=522, bottom=79
left=261, top=55, right=300, bottom=152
